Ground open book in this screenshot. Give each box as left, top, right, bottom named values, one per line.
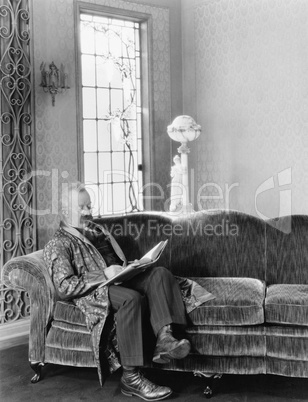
left=98, top=239, right=169, bottom=287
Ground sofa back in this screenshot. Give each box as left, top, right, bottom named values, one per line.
left=266, top=215, right=308, bottom=285
left=95, top=212, right=173, bottom=268
left=98, top=210, right=267, bottom=281
left=8, top=211, right=305, bottom=292
left=167, top=210, right=267, bottom=280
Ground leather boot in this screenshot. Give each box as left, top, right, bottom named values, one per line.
left=152, top=325, right=191, bottom=364
left=121, top=367, right=172, bottom=401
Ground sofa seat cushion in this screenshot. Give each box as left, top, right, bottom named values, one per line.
left=266, top=326, right=308, bottom=360
left=188, top=277, right=265, bottom=326
left=53, top=301, right=87, bottom=327
left=186, top=325, right=266, bottom=356
left=265, top=284, right=308, bottom=326
left=45, top=324, right=96, bottom=367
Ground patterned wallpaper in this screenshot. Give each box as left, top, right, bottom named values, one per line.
left=32, top=0, right=172, bottom=248
left=183, top=0, right=308, bottom=219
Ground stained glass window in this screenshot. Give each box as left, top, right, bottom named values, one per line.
left=79, top=13, right=144, bottom=216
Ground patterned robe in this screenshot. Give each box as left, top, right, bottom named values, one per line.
left=43, top=221, right=214, bottom=384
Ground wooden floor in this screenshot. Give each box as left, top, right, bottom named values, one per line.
left=1, top=343, right=308, bottom=401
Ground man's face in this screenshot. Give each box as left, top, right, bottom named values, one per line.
left=66, top=189, right=93, bottom=228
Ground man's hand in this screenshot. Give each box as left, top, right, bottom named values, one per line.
left=104, top=265, right=123, bottom=279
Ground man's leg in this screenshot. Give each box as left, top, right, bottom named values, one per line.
left=124, top=266, right=191, bottom=364
left=108, top=285, right=146, bottom=367
left=108, top=284, right=172, bottom=401
left=124, top=266, right=187, bottom=335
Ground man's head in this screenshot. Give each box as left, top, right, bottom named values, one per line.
left=61, top=183, right=93, bottom=228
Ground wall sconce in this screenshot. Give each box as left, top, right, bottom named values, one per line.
left=40, top=61, right=70, bottom=106
left=167, top=115, right=201, bottom=213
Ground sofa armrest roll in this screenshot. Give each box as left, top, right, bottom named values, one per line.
left=1, top=251, right=58, bottom=363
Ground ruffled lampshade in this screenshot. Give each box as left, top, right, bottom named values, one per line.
left=167, top=115, right=201, bottom=143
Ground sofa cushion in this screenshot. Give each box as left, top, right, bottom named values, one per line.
left=265, top=284, right=308, bottom=326
left=186, top=325, right=266, bottom=356
left=53, top=301, right=87, bottom=327
left=266, top=326, right=308, bottom=360
left=188, top=277, right=265, bottom=326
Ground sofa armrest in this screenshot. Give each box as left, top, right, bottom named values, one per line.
left=2, top=250, right=58, bottom=362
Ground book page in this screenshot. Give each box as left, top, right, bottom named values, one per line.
left=138, top=240, right=168, bottom=265
left=98, top=239, right=168, bottom=287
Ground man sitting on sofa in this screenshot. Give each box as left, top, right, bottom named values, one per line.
left=43, top=183, right=191, bottom=401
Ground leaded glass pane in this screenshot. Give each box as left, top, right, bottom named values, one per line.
left=112, top=152, right=125, bottom=174
left=111, top=88, right=123, bottom=111
left=97, top=120, right=111, bottom=152
left=82, top=88, right=96, bottom=118
left=82, top=55, right=96, bottom=87
left=98, top=153, right=112, bottom=182
left=97, top=88, right=110, bottom=118
left=80, top=13, right=144, bottom=216
left=83, top=120, right=97, bottom=152
left=113, top=183, right=127, bottom=213
left=84, top=153, right=98, bottom=183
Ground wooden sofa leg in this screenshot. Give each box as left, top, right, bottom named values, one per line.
left=193, top=371, right=223, bottom=398
left=30, top=362, right=45, bottom=383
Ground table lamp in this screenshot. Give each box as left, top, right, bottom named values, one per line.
left=167, top=115, right=201, bottom=213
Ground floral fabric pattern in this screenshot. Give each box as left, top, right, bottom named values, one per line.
left=43, top=222, right=124, bottom=383
left=43, top=221, right=213, bottom=383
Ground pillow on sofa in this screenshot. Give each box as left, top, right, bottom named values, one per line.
left=187, top=277, right=265, bottom=326
left=265, top=284, right=308, bottom=326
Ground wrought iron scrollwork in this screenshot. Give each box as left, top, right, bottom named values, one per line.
left=0, top=0, right=35, bottom=324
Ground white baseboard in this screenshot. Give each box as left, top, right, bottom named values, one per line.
left=0, top=318, right=30, bottom=350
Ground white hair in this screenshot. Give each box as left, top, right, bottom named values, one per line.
left=61, top=181, right=87, bottom=214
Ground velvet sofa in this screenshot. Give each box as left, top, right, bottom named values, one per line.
left=3, top=210, right=308, bottom=398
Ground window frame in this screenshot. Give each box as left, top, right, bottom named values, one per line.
left=74, top=1, right=154, bottom=213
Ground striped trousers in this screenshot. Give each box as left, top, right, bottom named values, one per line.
left=108, top=266, right=187, bottom=367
